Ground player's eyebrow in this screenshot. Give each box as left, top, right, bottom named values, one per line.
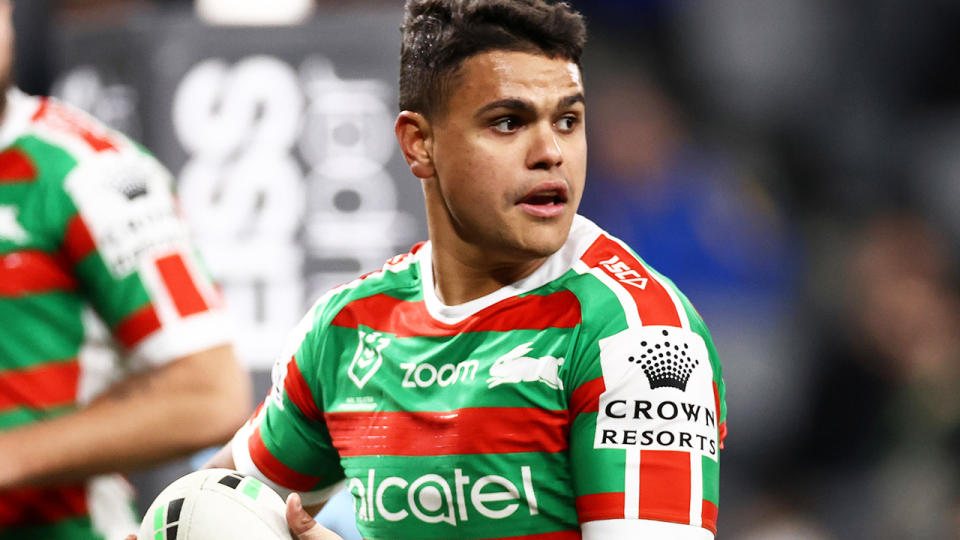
left=475, top=98, right=536, bottom=118
left=474, top=93, right=585, bottom=118
left=558, top=92, right=586, bottom=110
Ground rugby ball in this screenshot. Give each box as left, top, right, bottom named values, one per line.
left=138, top=468, right=293, bottom=540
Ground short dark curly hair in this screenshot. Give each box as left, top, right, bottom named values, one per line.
left=399, top=0, right=587, bottom=119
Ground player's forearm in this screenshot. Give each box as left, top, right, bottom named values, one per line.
left=0, top=344, right=251, bottom=488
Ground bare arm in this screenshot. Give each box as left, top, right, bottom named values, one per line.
left=0, top=344, right=251, bottom=488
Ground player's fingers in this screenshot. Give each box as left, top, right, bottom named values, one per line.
left=285, top=493, right=343, bottom=540
left=124, top=536, right=138, bottom=540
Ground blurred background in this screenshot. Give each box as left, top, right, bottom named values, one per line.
left=12, top=0, right=960, bottom=538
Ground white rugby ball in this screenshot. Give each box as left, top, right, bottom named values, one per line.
left=138, top=468, right=293, bottom=540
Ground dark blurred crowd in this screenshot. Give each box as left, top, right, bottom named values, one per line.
left=14, top=1, right=960, bottom=538
left=574, top=1, right=960, bottom=538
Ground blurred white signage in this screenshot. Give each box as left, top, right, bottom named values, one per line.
left=195, top=0, right=313, bottom=26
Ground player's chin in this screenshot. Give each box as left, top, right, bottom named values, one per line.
left=513, top=229, right=568, bottom=259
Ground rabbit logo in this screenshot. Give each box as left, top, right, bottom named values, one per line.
left=486, top=342, right=564, bottom=390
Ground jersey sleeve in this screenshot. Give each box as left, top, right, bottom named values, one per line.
left=564, top=249, right=726, bottom=537
left=20, top=142, right=231, bottom=367
left=230, top=299, right=347, bottom=506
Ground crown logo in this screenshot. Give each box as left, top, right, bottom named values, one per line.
left=118, top=180, right=148, bottom=200
left=629, top=328, right=700, bottom=391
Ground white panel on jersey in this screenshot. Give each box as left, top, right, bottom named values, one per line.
left=129, top=309, right=232, bottom=369
left=689, top=452, right=704, bottom=527
left=594, top=326, right=720, bottom=460
left=623, top=447, right=640, bottom=520
left=63, top=150, right=190, bottom=278
left=87, top=474, right=138, bottom=540
left=582, top=518, right=714, bottom=540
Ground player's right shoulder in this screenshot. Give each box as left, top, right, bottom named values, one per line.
left=308, top=242, right=425, bottom=330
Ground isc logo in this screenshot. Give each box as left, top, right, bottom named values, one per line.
left=599, top=255, right=648, bottom=290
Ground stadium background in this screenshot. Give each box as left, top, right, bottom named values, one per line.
left=12, top=1, right=960, bottom=538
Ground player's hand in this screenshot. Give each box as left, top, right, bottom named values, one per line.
left=286, top=492, right=343, bottom=540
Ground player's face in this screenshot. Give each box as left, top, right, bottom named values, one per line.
left=428, top=50, right=587, bottom=262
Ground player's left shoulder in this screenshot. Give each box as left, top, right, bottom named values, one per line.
left=571, top=218, right=701, bottom=335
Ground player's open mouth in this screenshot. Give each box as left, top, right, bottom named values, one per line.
left=517, top=183, right=568, bottom=218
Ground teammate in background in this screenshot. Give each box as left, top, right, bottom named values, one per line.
left=0, top=1, right=251, bottom=538
left=202, top=0, right=726, bottom=538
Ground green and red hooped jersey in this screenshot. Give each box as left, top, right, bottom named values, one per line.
left=231, top=215, right=727, bottom=540
left=0, top=89, right=232, bottom=539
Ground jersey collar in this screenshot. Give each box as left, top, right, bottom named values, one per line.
left=0, top=87, right=40, bottom=150
left=417, top=214, right=602, bottom=325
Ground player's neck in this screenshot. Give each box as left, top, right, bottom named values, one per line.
left=428, top=244, right=547, bottom=305
left=422, top=185, right=550, bottom=305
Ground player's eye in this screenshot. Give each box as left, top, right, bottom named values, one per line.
left=492, top=117, right=521, bottom=133
left=556, top=115, right=579, bottom=132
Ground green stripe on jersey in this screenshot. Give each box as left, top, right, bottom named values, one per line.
left=702, top=454, right=719, bottom=505
left=0, top=516, right=104, bottom=540
left=568, top=411, right=624, bottom=496
left=73, top=253, right=151, bottom=327
left=14, top=136, right=79, bottom=184
left=0, top=404, right=74, bottom=430
left=321, top=326, right=574, bottom=412
left=0, top=293, right=83, bottom=369
left=341, top=453, right=578, bottom=539
left=0, top=181, right=35, bottom=206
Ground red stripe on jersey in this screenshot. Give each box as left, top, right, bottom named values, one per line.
left=0, top=148, right=37, bottom=182
left=714, top=381, right=726, bottom=449
left=0, top=251, right=76, bottom=296
left=155, top=253, right=209, bottom=317
left=115, top=304, right=162, bottom=349
left=638, top=450, right=691, bottom=524
left=331, top=291, right=581, bottom=338
left=575, top=492, right=625, bottom=522
left=249, top=424, right=324, bottom=491
left=580, top=236, right=681, bottom=327
left=0, top=484, right=88, bottom=526
left=0, top=360, right=79, bottom=413
left=31, top=98, right=117, bottom=153
left=63, top=214, right=96, bottom=264
left=569, top=376, right=604, bottom=419
left=30, top=97, right=49, bottom=122
left=702, top=499, right=718, bottom=535
left=284, top=356, right=323, bottom=422
left=500, top=530, right=582, bottom=540
left=325, top=407, right=568, bottom=457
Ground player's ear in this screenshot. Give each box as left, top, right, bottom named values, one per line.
left=395, top=111, right=435, bottom=179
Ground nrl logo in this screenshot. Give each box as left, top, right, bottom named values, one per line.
left=348, top=329, right=391, bottom=389
left=486, top=342, right=564, bottom=390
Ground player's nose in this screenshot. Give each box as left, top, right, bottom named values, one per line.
left=526, top=122, right=563, bottom=171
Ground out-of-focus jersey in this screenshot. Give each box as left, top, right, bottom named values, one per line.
left=0, top=88, right=232, bottom=540
left=232, top=215, right=727, bottom=540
